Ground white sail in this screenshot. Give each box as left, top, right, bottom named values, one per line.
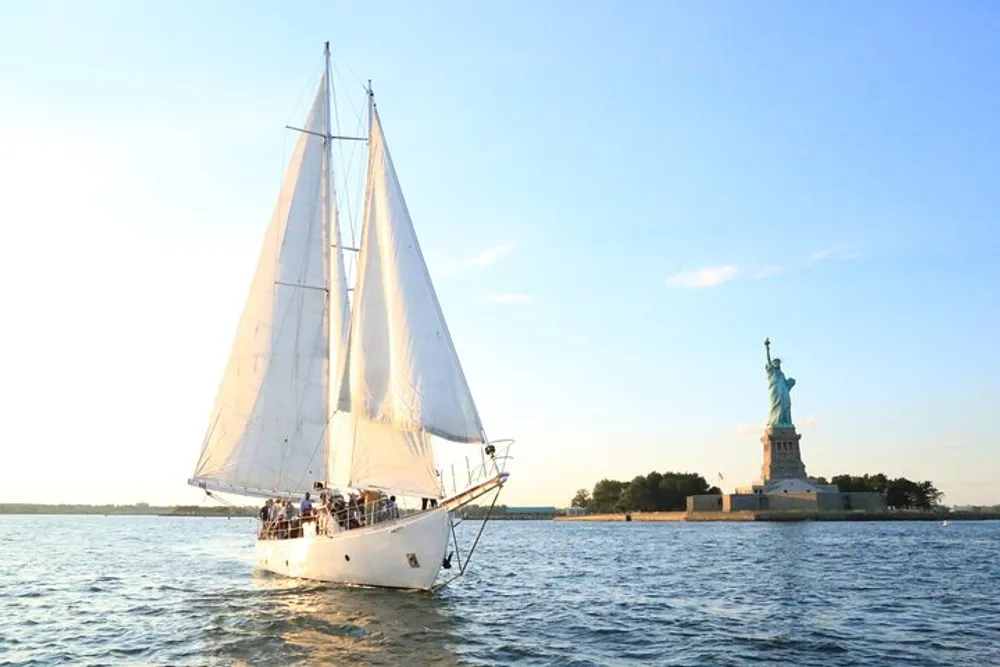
left=327, top=411, right=441, bottom=498
left=324, top=71, right=353, bottom=491
left=191, top=77, right=332, bottom=495
left=337, top=107, right=484, bottom=445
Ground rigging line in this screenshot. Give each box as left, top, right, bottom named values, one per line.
left=327, top=64, right=367, bottom=289
left=204, top=490, right=238, bottom=508
left=330, top=69, right=361, bottom=252
left=331, top=62, right=367, bottom=127
left=290, top=412, right=333, bottom=497
left=433, top=484, right=504, bottom=592
left=340, top=114, right=366, bottom=253
left=329, top=63, right=367, bottom=233
left=337, top=56, right=372, bottom=97
left=285, top=58, right=325, bottom=130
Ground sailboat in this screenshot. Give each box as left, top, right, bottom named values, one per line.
left=187, top=43, right=512, bottom=591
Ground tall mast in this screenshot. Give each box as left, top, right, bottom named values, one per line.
left=322, top=41, right=334, bottom=473
left=323, top=40, right=334, bottom=285
left=367, top=79, right=374, bottom=136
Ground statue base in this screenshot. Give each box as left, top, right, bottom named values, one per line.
left=760, top=425, right=807, bottom=482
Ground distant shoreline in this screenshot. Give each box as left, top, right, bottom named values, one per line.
left=557, top=510, right=1000, bottom=522
left=0, top=504, right=257, bottom=518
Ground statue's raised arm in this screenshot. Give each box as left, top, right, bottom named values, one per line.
left=764, top=337, right=772, bottom=367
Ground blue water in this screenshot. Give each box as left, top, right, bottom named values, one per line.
left=0, top=516, right=998, bottom=666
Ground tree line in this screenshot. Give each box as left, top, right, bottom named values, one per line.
left=570, top=471, right=944, bottom=512
left=813, top=473, right=943, bottom=510
left=0, top=503, right=258, bottom=516
left=571, top=472, right=721, bottom=513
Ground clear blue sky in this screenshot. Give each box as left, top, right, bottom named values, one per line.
left=1, top=1, right=997, bottom=507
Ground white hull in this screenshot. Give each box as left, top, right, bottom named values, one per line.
left=256, top=506, right=451, bottom=590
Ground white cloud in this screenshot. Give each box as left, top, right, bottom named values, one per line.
left=464, top=244, right=516, bottom=269
left=799, top=416, right=821, bottom=428
left=439, top=243, right=517, bottom=276
left=664, top=244, right=861, bottom=291
left=665, top=265, right=740, bottom=288
left=809, top=244, right=861, bottom=262
left=480, top=293, right=535, bottom=304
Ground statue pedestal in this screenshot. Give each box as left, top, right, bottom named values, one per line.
left=760, top=425, right=807, bottom=482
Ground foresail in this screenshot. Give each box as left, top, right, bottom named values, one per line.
left=327, top=411, right=442, bottom=498
left=192, top=77, right=331, bottom=495
left=337, top=107, right=485, bottom=446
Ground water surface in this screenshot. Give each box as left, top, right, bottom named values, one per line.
left=1, top=516, right=998, bottom=666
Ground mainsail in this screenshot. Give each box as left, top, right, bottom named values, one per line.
left=191, top=75, right=337, bottom=496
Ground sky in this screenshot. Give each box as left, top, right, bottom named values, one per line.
left=1, top=1, right=998, bottom=509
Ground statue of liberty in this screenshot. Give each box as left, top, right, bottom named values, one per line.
left=764, top=338, right=795, bottom=427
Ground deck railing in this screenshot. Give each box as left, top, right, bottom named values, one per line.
left=254, top=439, right=514, bottom=540
left=438, top=439, right=513, bottom=500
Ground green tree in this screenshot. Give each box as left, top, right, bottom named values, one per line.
left=570, top=489, right=591, bottom=508
left=590, top=479, right=627, bottom=513
left=827, top=472, right=943, bottom=509
left=589, top=472, right=719, bottom=512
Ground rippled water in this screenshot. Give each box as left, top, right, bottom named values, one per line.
left=1, top=516, right=998, bottom=666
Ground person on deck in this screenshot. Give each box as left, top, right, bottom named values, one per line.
left=300, top=492, right=313, bottom=517
left=347, top=493, right=362, bottom=529
left=387, top=495, right=399, bottom=520
left=258, top=499, right=273, bottom=538
left=331, top=493, right=347, bottom=529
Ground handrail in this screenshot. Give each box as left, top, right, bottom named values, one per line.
left=252, top=440, right=515, bottom=541
left=437, top=440, right=514, bottom=500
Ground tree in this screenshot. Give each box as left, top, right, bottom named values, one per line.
left=590, top=479, right=627, bottom=513
left=587, top=472, right=718, bottom=512
left=918, top=480, right=943, bottom=509
left=826, top=472, right=943, bottom=509
left=570, top=489, right=591, bottom=508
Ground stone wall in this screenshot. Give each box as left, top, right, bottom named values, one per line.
left=687, top=494, right=724, bottom=512
left=687, top=490, right=887, bottom=513
left=724, top=494, right=765, bottom=511
left=841, top=492, right=886, bottom=512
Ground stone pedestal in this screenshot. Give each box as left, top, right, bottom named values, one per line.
left=760, top=425, right=807, bottom=482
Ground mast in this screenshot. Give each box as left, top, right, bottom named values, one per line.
left=322, top=41, right=334, bottom=475
left=367, top=79, right=374, bottom=129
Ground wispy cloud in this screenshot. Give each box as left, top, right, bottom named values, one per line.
left=799, top=416, right=821, bottom=428
left=439, top=243, right=517, bottom=277
left=463, top=244, right=516, bottom=269
left=809, top=244, right=861, bottom=262
left=666, top=265, right=740, bottom=288
left=480, top=293, right=535, bottom=304
left=666, top=244, right=861, bottom=290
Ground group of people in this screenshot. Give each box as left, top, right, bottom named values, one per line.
left=257, top=488, right=400, bottom=540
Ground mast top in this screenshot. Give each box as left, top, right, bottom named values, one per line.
left=324, top=41, right=330, bottom=55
